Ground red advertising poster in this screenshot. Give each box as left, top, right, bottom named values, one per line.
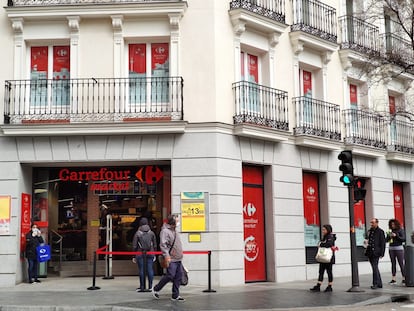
left=151, top=43, right=169, bottom=73
left=353, top=200, right=365, bottom=227
left=20, top=193, right=32, bottom=254
left=302, top=70, right=312, bottom=97
left=53, top=46, right=70, bottom=79
left=303, top=173, right=319, bottom=226
left=393, top=183, right=404, bottom=227
left=129, top=44, right=146, bottom=74
left=389, top=96, right=396, bottom=115
left=242, top=166, right=266, bottom=282
left=248, top=54, right=258, bottom=83
left=31, top=46, right=48, bottom=75
left=350, top=84, right=358, bottom=106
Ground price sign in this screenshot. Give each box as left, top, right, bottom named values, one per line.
left=181, top=192, right=208, bottom=232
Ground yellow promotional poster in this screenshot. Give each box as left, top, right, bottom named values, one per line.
left=181, top=192, right=207, bottom=232
left=0, top=196, right=11, bottom=235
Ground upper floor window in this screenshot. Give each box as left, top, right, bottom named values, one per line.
left=241, top=52, right=259, bottom=83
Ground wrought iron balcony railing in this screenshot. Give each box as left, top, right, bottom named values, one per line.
left=293, top=96, right=341, bottom=141
left=291, top=0, right=337, bottom=43
left=343, top=108, right=388, bottom=149
left=379, top=32, right=414, bottom=70
left=4, top=77, right=183, bottom=124
left=8, top=0, right=182, bottom=6
left=388, top=115, right=414, bottom=154
left=233, top=81, right=289, bottom=131
left=229, top=0, right=286, bottom=24
left=339, top=15, right=380, bottom=56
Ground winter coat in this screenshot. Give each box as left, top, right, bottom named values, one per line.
left=25, top=230, right=44, bottom=260
left=319, top=233, right=336, bottom=264
left=365, top=227, right=386, bottom=258
left=386, top=228, right=406, bottom=247
left=159, top=222, right=183, bottom=262
left=132, top=224, right=157, bottom=252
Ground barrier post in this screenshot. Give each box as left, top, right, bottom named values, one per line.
left=87, top=251, right=101, bottom=290
left=203, top=251, right=216, bottom=293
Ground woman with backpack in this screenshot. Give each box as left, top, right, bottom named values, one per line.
left=133, top=217, right=157, bottom=292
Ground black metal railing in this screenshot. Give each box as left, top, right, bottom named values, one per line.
left=379, top=32, right=414, bottom=69
left=343, top=109, right=388, bottom=149
left=233, top=81, right=289, bottom=131
left=339, top=15, right=380, bottom=56
left=4, top=77, right=183, bottom=124
left=291, top=0, right=337, bottom=43
left=8, top=0, right=182, bottom=6
left=229, top=0, right=286, bottom=24
left=293, top=96, right=341, bottom=140
left=388, top=116, right=414, bottom=154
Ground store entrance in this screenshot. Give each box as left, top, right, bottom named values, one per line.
left=32, top=165, right=170, bottom=276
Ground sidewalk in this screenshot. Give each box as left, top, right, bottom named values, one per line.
left=0, top=272, right=412, bottom=311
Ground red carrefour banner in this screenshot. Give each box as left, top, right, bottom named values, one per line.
left=53, top=46, right=70, bottom=79
left=129, top=44, right=146, bottom=74
left=248, top=54, right=258, bottom=83
left=303, top=173, right=320, bottom=247
left=242, top=166, right=266, bottom=282
left=350, top=84, right=358, bottom=106
left=20, top=193, right=32, bottom=255
left=151, top=43, right=169, bottom=72
left=31, top=46, right=48, bottom=74
left=389, top=96, right=396, bottom=115
left=303, top=70, right=312, bottom=97
left=393, top=183, right=404, bottom=227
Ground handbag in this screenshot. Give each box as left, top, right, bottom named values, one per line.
left=181, top=265, right=189, bottom=286
left=158, top=233, right=176, bottom=269
left=36, top=244, right=51, bottom=262
left=315, top=246, right=333, bottom=263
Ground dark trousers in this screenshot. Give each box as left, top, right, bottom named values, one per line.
left=389, top=249, right=405, bottom=277
left=153, top=261, right=182, bottom=299
left=369, top=256, right=382, bottom=287
left=136, top=255, right=155, bottom=290
left=318, top=262, right=333, bottom=283
left=27, top=259, right=38, bottom=282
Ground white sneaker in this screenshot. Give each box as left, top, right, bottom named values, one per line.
left=151, top=287, right=160, bottom=299
left=171, top=296, right=185, bottom=302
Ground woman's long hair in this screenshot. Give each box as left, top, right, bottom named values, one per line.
left=388, top=218, right=401, bottom=230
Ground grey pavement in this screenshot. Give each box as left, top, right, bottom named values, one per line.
left=0, top=272, right=413, bottom=311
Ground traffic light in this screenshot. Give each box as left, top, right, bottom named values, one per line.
left=338, top=150, right=354, bottom=186
left=354, top=178, right=367, bottom=203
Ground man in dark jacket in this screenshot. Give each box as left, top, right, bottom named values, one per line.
left=25, top=223, right=44, bottom=284
left=365, top=218, right=386, bottom=289
left=132, top=217, right=157, bottom=292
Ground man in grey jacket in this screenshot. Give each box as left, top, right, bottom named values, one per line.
left=151, top=215, right=185, bottom=302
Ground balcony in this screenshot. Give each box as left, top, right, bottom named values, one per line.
left=387, top=113, right=414, bottom=163
left=343, top=108, right=388, bottom=157
left=293, top=97, right=341, bottom=149
left=380, top=33, right=414, bottom=72
left=232, top=81, right=289, bottom=141
left=339, top=15, right=380, bottom=57
left=291, top=0, right=337, bottom=47
left=8, top=0, right=183, bottom=6
left=229, top=0, right=286, bottom=24
left=3, top=77, right=185, bottom=135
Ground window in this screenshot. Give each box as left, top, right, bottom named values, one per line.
left=299, top=69, right=313, bottom=125
left=30, top=46, right=70, bottom=109
left=128, top=43, right=169, bottom=107
left=240, top=52, right=260, bottom=114
left=393, top=182, right=405, bottom=227
left=303, top=172, right=320, bottom=264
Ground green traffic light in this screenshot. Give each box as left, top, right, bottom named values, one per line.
left=343, top=176, right=351, bottom=184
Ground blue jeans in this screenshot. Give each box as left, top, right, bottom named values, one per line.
left=153, top=261, right=182, bottom=299
left=136, top=254, right=154, bottom=290
left=27, top=259, right=38, bottom=282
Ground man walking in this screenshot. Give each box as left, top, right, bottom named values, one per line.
left=365, top=218, right=386, bottom=289
left=151, top=215, right=185, bottom=302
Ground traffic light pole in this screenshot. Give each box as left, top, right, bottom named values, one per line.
left=347, top=184, right=364, bottom=292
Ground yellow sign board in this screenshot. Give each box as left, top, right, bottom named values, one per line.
left=188, top=233, right=201, bottom=243
left=0, top=196, right=11, bottom=235
left=181, top=192, right=207, bottom=232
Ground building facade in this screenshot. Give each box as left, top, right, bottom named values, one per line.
left=0, top=0, right=413, bottom=287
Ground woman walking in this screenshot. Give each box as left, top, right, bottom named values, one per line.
left=310, top=224, right=336, bottom=292
left=387, top=219, right=405, bottom=284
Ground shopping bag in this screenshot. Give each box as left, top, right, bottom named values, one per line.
left=315, top=247, right=333, bottom=263
left=36, top=245, right=51, bottom=262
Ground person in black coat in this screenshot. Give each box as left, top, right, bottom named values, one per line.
left=365, top=218, right=386, bottom=289
left=310, top=224, right=336, bottom=292
left=386, top=219, right=406, bottom=284
left=25, top=223, right=44, bottom=283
